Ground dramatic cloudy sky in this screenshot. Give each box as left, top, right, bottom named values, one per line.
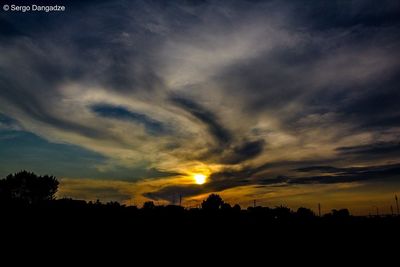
left=1, top=0, right=400, bottom=214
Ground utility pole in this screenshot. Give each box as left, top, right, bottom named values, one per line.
left=318, top=203, right=321, bottom=217
left=396, top=195, right=399, bottom=215
left=179, top=195, right=182, bottom=207
left=253, top=199, right=256, bottom=208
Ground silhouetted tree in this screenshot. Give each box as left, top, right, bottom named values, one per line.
left=106, top=201, right=124, bottom=208
left=296, top=207, right=315, bottom=218
left=202, top=194, right=224, bottom=211
left=143, top=201, right=156, bottom=210
left=273, top=206, right=292, bottom=219
left=165, top=205, right=185, bottom=213
left=331, top=209, right=350, bottom=218
left=221, top=202, right=232, bottom=211
left=0, top=171, right=58, bottom=205
left=233, top=204, right=241, bottom=212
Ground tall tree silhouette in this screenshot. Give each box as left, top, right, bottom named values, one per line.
left=0, top=171, right=58, bottom=205
left=201, top=194, right=224, bottom=211
left=296, top=207, right=315, bottom=219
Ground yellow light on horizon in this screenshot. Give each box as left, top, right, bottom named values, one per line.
left=194, top=174, right=206, bottom=185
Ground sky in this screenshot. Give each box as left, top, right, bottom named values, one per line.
left=1, top=0, right=400, bottom=215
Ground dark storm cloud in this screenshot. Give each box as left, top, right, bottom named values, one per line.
left=360, top=116, right=400, bottom=130
left=208, top=1, right=400, bottom=141
left=295, top=166, right=343, bottom=173
left=286, top=0, right=400, bottom=30
left=290, top=163, right=400, bottom=185
left=2, top=0, right=399, bottom=138
left=170, top=96, right=232, bottom=145
left=221, top=42, right=400, bottom=135
left=171, top=95, right=265, bottom=164
left=221, top=139, right=265, bottom=164
left=258, top=175, right=289, bottom=185
left=91, top=104, right=167, bottom=135
left=336, top=141, right=400, bottom=156
left=330, top=74, right=400, bottom=133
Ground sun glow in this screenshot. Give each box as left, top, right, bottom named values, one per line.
left=194, top=174, right=207, bottom=185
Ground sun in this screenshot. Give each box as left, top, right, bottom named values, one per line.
left=194, top=174, right=207, bottom=185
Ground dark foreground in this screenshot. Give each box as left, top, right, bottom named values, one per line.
left=2, top=201, right=399, bottom=240
left=1, top=171, right=399, bottom=258
left=1, top=204, right=399, bottom=263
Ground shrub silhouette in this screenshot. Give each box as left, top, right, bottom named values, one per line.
left=143, top=201, right=156, bottom=210
left=0, top=171, right=58, bottom=205
left=331, top=209, right=350, bottom=218
left=201, top=194, right=224, bottom=210
left=233, top=204, right=241, bottom=211
left=296, top=207, right=315, bottom=218
left=273, top=205, right=292, bottom=219
left=221, top=202, right=232, bottom=211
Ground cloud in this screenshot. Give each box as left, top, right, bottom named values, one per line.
left=143, top=163, right=264, bottom=201
left=91, top=103, right=168, bottom=135
left=291, top=163, right=400, bottom=184
left=0, top=113, right=20, bottom=130
left=145, top=161, right=400, bottom=201
left=336, top=141, right=400, bottom=156
left=58, top=178, right=135, bottom=204
left=221, top=139, right=265, bottom=164
left=1, top=0, right=400, bottom=206
left=169, top=95, right=266, bottom=164
left=295, top=166, right=343, bottom=173
left=143, top=185, right=204, bottom=202
left=170, top=96, right=232, bottom=145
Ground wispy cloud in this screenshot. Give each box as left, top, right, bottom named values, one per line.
left=91, top=103, right=168, bottom=135
left=1, top=0, right=400, bottom=209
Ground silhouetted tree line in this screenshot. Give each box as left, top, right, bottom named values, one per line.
left=0, top=171, right=58, bottom=206
left=0, top=171, right=397, bottom=223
